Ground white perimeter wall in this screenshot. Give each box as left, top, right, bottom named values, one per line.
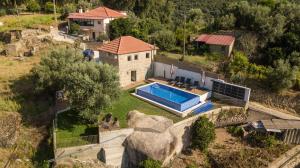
left=154, top=62, right=251, bottom=102
left=154, top=62, right=214, bottom=90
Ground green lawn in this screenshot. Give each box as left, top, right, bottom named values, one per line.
left=56, top=87, right=183, bottom=148
left=102, top=88, right=183, bottom=128
left=0, top=14, right=56, bottom=32
left=56, top=111, right=98, bottom=148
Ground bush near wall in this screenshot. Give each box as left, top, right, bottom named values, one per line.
left=191, top=116, right=216, bottom=151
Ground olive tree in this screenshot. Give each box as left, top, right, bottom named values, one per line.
left=31, top=47, right=120, bottom=122
left=267, top=59, right=298, bottom=92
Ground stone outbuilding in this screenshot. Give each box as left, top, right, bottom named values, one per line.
left=248, top=119, right=300, bottom=144
left=98, top=36, right=157, bottom=87
left=195, top=34, right=235, bottom=57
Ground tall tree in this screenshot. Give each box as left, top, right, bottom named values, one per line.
left=32, top=47, right=120, bottom=121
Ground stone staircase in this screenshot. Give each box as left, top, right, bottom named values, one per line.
left=99, top=129, right=134, bottom=168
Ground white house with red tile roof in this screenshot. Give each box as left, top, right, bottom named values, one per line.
left=98, top=36, right=157, bottom=87
left=67, top=6, right=126, bottom=40
left=195, top=34, right=235, bottom=57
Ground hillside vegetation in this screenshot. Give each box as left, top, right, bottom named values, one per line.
left=0, top=14, right=56, bottom=32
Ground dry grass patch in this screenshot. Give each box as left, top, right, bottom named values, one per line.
left=0, top=14, right=56, bottom=32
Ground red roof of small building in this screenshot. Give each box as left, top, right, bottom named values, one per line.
left=195, top=34, right=235, bottom=46
left=98, top=36, right=157, bottom=55
left=68, top=7, right=126, bottom=20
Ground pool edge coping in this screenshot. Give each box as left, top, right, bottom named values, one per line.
left=132, top=92, right=206, bottom=118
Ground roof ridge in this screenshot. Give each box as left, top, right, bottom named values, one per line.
left=117, top=37, right=122, bottom=54
left=103, top=6, right=109, bottom=17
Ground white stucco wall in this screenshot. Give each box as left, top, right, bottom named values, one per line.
left=153, top=62, right=214, bottom=90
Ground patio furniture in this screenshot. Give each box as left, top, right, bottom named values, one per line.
left=185, top=78, right=192, bottom=88
left=176, top=77, right=185, bottom=87
left=190, top=81, right=199, bottom=90
left=170, top=76, right=180, bottom=85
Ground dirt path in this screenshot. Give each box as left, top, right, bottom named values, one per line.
left=249, top=102, right=300, bottom=120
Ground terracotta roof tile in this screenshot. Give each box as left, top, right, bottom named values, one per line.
left=98, top=36, right=157, bottom=55
left=195, top=34, right=235, bottom=46
left=68, top=6, right=126, bottom=20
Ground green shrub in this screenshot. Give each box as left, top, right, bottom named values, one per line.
left=27, top=0, right=40, bottom=12
left=96, top=33, right=109, bottom=42
left=153, top=30, right=176, bottom=51
left=247, top=132, right=278, bottom=148
left=6, top=8, right=18, bottom=15
left=191, top=116, right=216, bottom=151
left=139, top=159, right=162, bottom=168
left=69, top=22, right=80, bottom=35
left=227, top=126, right=244, bottom=138
left=0, top=9, right=6, bottom=16
left=44, top=2, right=54, bottom=13
left=60, top=3, right=76, bottom=20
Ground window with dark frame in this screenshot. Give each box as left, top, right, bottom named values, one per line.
left=146, top=53, right=150, bottom=58
left=134, top=55, right=138, bottom=60
left=127, top=56, right=132, bottom=61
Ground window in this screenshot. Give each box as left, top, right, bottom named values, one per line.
left=127, top=56, right=132, bottom=61
left=134, top=55, right=138, bottom=60
left=73, top=19, right=94, bottom=26
left=98, top=21, right=102, bottom=24
left=146, top=53, right=150, bottom=58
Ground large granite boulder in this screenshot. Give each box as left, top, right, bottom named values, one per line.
left=124, top=111, right=177, bottom=167
left=127, top=110, right=173, bottom=133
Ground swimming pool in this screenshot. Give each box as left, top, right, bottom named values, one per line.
left=135, top=83, right=201, bottom=112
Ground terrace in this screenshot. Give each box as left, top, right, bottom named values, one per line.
left=56, top=78, right=215, bottom=148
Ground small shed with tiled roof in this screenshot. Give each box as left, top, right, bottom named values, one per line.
left=67, top=6, right=126, bottom=40
left=195, top=34, right=235, bottom=57
left=98, top=36, right=157, bottom=87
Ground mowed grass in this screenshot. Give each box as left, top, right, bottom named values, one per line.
left=102, top=88, right=183, bottom=128
left=56, top=111, right=98, bottom=148
left=0, top=14, right=56, bottom=32
left=56, top=87, right=184, bottom=148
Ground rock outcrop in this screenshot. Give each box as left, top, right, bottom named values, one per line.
left=124, top=111, right=176, bottom=167
left=127, top=110, right=173, bottom=133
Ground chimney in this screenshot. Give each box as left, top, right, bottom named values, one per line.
left=78, top=8, right=83, bottom=13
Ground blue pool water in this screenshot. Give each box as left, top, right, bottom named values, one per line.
left=136, top=83, right=200, bottom=112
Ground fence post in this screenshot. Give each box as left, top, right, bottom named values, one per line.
left=53, top=119, right=57, bottom=163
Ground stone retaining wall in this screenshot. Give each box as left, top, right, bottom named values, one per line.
left=163, top=106, right=244, bottom=165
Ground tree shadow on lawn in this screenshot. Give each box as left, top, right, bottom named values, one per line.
left=57, top=111, right=83, bottom=131
left=80, top=127, right=98, bottom=136
left=9, top=75, right=54, bottom=126
left=57, top=110, right=98, bottom=135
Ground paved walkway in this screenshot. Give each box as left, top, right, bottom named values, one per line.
left=50, top=27, right=76, bottom=44
left=249, top=102, right=300, bottom=120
